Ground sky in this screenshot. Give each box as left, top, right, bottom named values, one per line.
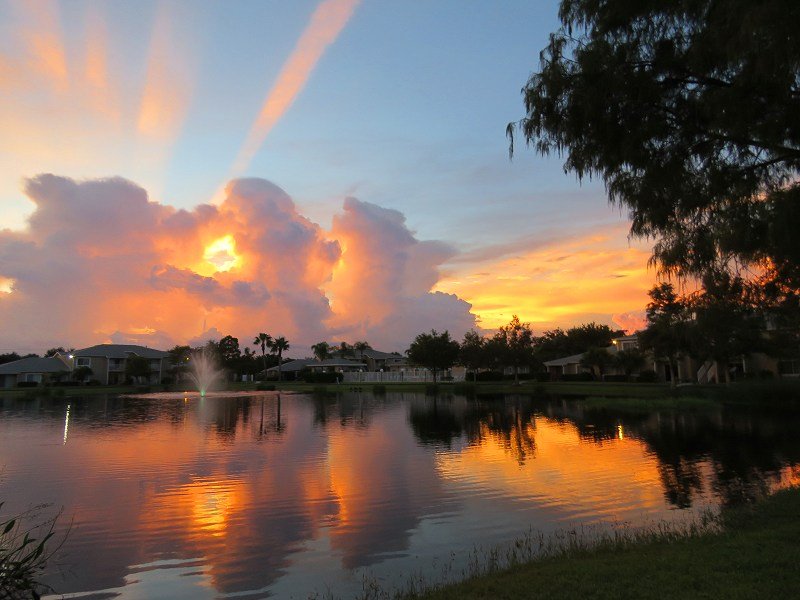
left=0, top=0, right=654, bottom=356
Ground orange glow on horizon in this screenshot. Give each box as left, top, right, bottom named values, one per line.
left=436, top=225, right=656, bottom=331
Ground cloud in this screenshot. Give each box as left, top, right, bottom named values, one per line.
left=0, top=175, right=475, bottom=355
left=325, top=198, right=475, bottom=348
left=612, top=311, right=648, bottom=335
left=435, top=223, right=656, bottom=332
left=229, top=0, right=362, bottom=176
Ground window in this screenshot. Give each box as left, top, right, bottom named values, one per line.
left=76, top=357, right=91, bottom=367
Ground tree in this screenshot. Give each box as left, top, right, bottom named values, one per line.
left=253, top=333, right=273, bottom=378
left=44, top=347, right=67, bottom=357
left=614, top=348, right=646, bottom=381
left=509, top=0, right=800, bottom=298
left=271, top=336, right=290, bottom=381
left=689, top=272, right=763, bottom=383
left=353, top=341, right=371, bottom=357
left=459, top=330, right=486, bottom=382
left=72, top=365, right=93, bottom=383
left=311, top=341, right=331, bottom=362
left=535, top=323, right=624, bottom=362
left=638, top=283, right=692, bottom=386
left=407, top=330, right=460, bottom=383
left=218, top=335, right=241, bottom=371
left=167, top=345, right=192, bottom=381
left=580, top=347, right=613, bottom=380
left=125, top=355, right=152, bottom=384
left=492, top=315, right=537, bottom=385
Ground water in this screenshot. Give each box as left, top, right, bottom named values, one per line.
left=1, top=391, right=798, bottom=599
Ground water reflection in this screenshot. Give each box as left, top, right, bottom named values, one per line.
left=0, top=392, right=798, bottom=599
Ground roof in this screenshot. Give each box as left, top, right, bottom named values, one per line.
left=543, top=352, right=586, bottom=367
left=73, top=344, right=169, bottom=359
left=0, top=356, right=71, bottom=375
left=358, top=349, right=405, bottom=360
left=267, top=358, right=367, bottom=372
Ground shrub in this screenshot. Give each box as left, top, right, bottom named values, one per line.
left=636, top=370, right=659, bottom=383
left=301, top=371, right=343, bottom=384
left=759, top=369, right=775, bottom=380
left=602, top=374, right=629, bottom=383
left=532, top=371, right=551, bottom=382
left=16, top=381, right=38, bottom=388
left=256, top=383, right=275, bottom=391
left=53, top=381, right=80, bottom=387
left=561, top=373, right=594, bottom=382
left=87, top=379, right=101, bottom=386
left=475, top=370, right=504, bottom=382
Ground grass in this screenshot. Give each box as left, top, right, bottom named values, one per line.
left=414, top=486, right=800, bottom=600
left=0, top=502, right=61, bottom=599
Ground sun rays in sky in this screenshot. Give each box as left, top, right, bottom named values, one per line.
left=0, top=0, right=656, bottom=353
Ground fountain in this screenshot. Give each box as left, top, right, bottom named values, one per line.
left=187, top=348, right=225, bottom=397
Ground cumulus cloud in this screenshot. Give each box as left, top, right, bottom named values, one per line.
left=612, top=311, right=648, bottom=335
left=0, top=175, right=476, bottom=354
left=324, top=198, right=475, bottom=348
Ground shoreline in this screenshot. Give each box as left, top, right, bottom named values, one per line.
left=415, top=486, right=800, bottom=599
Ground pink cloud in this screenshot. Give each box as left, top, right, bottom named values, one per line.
left=0, top=175, right=475, bottom=355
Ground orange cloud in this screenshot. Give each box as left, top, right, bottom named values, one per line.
left=436, top=224, right=656, bottom=332
left=0, top=176, right=473, bottom=354
left=229, top=0, right=362, bottom=176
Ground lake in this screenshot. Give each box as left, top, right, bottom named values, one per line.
left=1, top=391, right=799, bottom=598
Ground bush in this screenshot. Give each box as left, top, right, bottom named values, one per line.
left=475, top=370, right=504, bottom=382
left=301, top=371, right=343, bottom=384
left=53, top=381, right=80, bottom=387
left=87, top=379, right=101, bottom=386
left=602, top=374, right=629, bottom=382
left=16, top=381, right=38, bottom=388
left=256, top=383, right=275, bottom=391
left=637, top=370, right=659, bottom=383
left=531, top=371, right=551, bottom=382
left=560, top=373, right=594, bottom=382
left=759, top=369, right=775, bottom=380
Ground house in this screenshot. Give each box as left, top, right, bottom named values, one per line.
left=544, top=335, right=643, bottom=380
left=352, top=348, right=408, bottom=372
left=72, top=344, right=169, bottom=385
left=0, top=354, right=73, bottom=388
left=543, top=352, right=588, bottom=379
left=265, top=358, right=367, bottom=379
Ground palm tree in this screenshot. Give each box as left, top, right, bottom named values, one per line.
left=311, top=341, right=331, bottom=362
left=253, top=333, right=273, bottom=379
left=271, top=337, right=290, bottom=381
left=353, top=340, right=371, bottom=359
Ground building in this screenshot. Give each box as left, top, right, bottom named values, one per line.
left=72, top=344, right=169, bottom=385
left=0, top=354, right=73, bottom=388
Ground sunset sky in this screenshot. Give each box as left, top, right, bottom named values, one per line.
left=0, top=0, right=654, bottom=355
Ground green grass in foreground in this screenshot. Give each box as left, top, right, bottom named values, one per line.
left=417, top=486, right=800, bottom=600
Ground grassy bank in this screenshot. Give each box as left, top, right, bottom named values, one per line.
left=417, top=486, right=800, bottom=599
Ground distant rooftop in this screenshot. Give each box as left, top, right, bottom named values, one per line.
left=0, top=355, right=71, bottom=374
left=73, top=344, right=169, bottom=359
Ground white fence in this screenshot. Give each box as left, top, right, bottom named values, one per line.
left=341, top=369, right=465, bottom=383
